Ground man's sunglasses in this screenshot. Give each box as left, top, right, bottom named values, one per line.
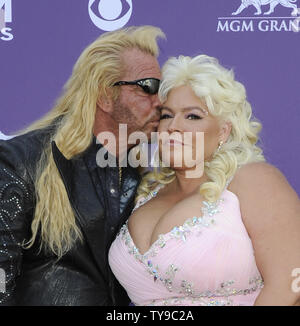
left=113, top=78, right=160, bottom=95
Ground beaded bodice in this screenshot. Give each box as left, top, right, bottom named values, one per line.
left=108, top=180, right=264, bottom=306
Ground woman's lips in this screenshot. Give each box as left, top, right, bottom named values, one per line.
left=165, top=139, right=184, bottom=146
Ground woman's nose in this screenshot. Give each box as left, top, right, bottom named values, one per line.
left=167, top=115, right=183, bottom=133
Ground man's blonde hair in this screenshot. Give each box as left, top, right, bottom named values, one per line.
left=23, top=26, right=165, bottom=257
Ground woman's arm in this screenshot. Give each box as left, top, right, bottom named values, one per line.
left=232, top=162, right=300, bottom=306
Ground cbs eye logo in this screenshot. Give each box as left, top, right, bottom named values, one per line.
left=88, top=0, right=133, bottom=31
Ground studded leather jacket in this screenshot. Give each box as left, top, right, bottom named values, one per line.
left=0, top=126, right=141, bottom=306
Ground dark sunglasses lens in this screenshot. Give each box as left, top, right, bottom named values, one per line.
left=140, top=79, right=160, bottom=94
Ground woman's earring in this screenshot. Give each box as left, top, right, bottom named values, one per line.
left=217, top=140, right=224, bottom=153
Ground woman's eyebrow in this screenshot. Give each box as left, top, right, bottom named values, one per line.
left=158, top=105, right=172, bottom=112
left=160, top=106, right=208, bottom=115
left=182, top=106, right=208, bottom=115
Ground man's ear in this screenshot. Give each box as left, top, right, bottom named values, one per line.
left=219, top=120, right=232, bottom=143
left=97, top=91, right=114, bottom=113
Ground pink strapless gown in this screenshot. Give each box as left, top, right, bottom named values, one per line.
left=108, top=180, right=263, bottom=306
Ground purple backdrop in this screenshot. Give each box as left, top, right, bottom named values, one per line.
left=0, top=0, right=299, bottom=195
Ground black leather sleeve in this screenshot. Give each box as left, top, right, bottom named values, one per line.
left=0, top=140, right=34, bottom=305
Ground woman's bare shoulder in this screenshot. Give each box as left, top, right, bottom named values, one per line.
left=229, top=161, right=299, bottom=234
left=229, top=161, right=293, bottom=198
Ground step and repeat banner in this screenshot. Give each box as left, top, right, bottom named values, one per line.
left=0, top=0, right=299, bottom=194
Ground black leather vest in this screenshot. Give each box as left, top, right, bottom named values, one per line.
left=0, top=126, right=141, bottom=306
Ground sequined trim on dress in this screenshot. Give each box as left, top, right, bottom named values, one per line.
left=132, top=183, right=165, bottom=213
left=119, top=175, right=264, bottom=305
left=120, top=182, right=224, bottom=289
left=134, top=276, right=264, bottom=306
left=120, top=197, right=222, bottom=264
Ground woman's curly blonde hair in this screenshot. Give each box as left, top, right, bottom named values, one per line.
left=136, top=54, right=265, bottom=203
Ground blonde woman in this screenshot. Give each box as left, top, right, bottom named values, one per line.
left=0, top=26, right=164, bottom=306
left=109, top=54, right=300, bottom=306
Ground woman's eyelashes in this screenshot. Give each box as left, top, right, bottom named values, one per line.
left=160, top=113, right=172, bottom=120
left=186, top=113, right=202, bottom=120
left=160, top=112, right=202, bottom=120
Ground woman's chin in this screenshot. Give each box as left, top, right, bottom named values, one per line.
left=160, top=157, right=205, bottom=178
left=161, top=159, right=193, bottom=170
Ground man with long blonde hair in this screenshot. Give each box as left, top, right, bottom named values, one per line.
left=0, top=26, right=164, bottom=305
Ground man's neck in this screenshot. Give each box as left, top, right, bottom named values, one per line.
left=93, top=110, right=126, bottom=159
